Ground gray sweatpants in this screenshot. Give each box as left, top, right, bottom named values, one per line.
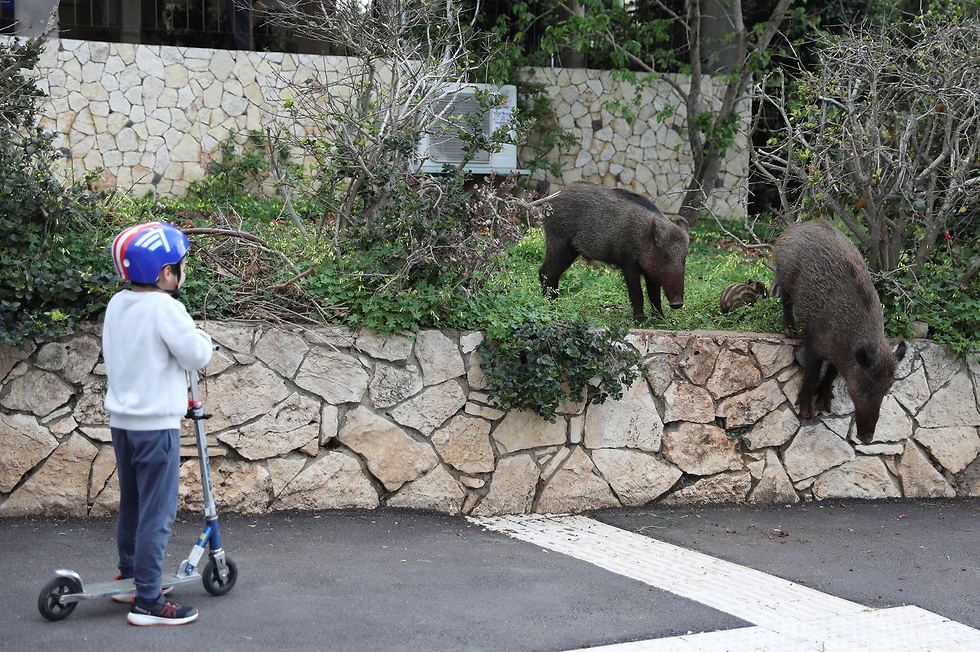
left=111, top=427, right=180, bottom=605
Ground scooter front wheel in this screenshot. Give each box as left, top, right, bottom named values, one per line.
left=38, top=577, right=81, bottom=621
left=202, top=555, right=238, bottom=596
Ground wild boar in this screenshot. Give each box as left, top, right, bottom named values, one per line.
left=719, top=279, right=767, bottom=314
left=773, top=220, right=906, bottom=442
left=539, top=183, right=690, bottom=323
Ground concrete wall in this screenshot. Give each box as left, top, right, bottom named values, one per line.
left=2, top=323, right=977, bottom=517
left=19, top=36, right=747, bottom=216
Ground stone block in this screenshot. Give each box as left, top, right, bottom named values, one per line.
left=751, top=342, right=796, bottom=377
left=898, top=441, right=955, bottom=498
left=338, top=406, right=438, bottom=491
left=891, top=366, right=930, bottom=415
left=706, top=350, right=761, bottom=399
left=206, top=363, right=290, bottom=431
left=35, top=335, right=101, bottom=385
left=0, top=435, right=98, bottom=517
left=415, top=330, right=465, bottom=386
left=584, top=380, right=663, bottom=451
left=389, top=381, right=466, bottom=436
left=917, top=372, right=980, bottom=428
left=295, top=348, right=369, bottom=405
left=1, top=368, right=74, bottom=418
left=471, top=454, right=539, bottom=515
left=387, top=465, right=465, bottom=515
left=431, top=415, right=495, bottom=474
left=782, top=423, right=855, bottom=482
left=678, top=338, right=720, bottom=385
left=273, top=451, right=379, bottom=510
left=812, top=457, right=901, bottom=500
left=748, top=450, right=799, bottom=504
left=354, top=330, right=414, bottom=361
left=662, top=471, right=752, bottom=505
left=865, top=395, right=913, bottom=444
left=0, top=413, right=59, bottom=493
left=368, top=361, right=424, bottom=409
left=661, top=423, right=742, bottom=476
left=536, top=447, right=620, bottom=513
left=492, top=410, right=567, bottom=454
left=747, top=406, right=800, bottom=450
left=219, top=393, right=320, bottom=460
left=717, top=380, right=785, bottom=429
left=592, top=448, right=682, bottom=506
left=663, top=382, right=715, bottom=424
left=914, top=427, right=980, bottom=475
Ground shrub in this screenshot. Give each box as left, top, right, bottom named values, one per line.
left=0, top=37, right=114, bottom=345
left=187, top=131, right=277, bottom=204
left=881, top=255, right=979, bottom=357
left=479, top=319, right=645, bottom=421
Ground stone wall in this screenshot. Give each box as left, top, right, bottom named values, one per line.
left=2, top=324, right=977, bottom=517
left=19, top=37, right=747, bottom=216
left=523, top=67, right=749, bottom=218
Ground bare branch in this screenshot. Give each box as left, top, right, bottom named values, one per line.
left=757, top=19, right=980, bottom=273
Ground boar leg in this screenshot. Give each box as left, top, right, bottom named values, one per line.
left=814, top=364, right=838, bottom=414
left=644, top=276, right=664, bottom=318
left=779, top=289, right=797, bottom=337
left=796, top=347, right=822, bottom=420
left=622, top=266, right=647, bottom=323
left=539, top=245, right=578, bottom=299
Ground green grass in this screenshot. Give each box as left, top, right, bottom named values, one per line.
left=468, top=226, right=783, bottom=337
left=110, top=191, right=974, bottom=354
left=113, top=190, right=785, bottom=338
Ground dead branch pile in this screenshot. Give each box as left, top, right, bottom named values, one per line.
left=181, top=208, right=343, bottom=324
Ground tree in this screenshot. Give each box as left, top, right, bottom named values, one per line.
left=755, top=17, right=980, bottom=275
left=258, top=1, right=540, bottom=290
left=545, top=0, right=794, bottom=225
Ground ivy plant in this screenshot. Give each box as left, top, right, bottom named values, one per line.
left=479, top=319, right=645, bottom=421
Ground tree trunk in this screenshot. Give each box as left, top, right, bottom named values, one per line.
left=558, top=2, right=587, bottom=68
left=677, top=151, right=722, bottom=224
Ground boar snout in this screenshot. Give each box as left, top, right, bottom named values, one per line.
left=664, top=275, right=685, bottom=309
left=854, top=404, right=881, bottom=444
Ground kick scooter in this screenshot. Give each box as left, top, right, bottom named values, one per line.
left=37, top=369, right=238, bottom=621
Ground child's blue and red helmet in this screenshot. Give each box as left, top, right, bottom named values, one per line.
left=111, top=222, right=189, bottom=284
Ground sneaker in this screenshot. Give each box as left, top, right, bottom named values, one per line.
left=111, top=573, right=173, bottom=604
left=127, top=597, right=198, bottom=626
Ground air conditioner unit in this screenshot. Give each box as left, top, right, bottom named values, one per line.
left=416, top=83, right=526, bottom=175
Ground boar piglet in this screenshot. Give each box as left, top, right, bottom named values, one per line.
left=773, top=220, right=907, bottom=442
left=719, top=279, right=768, bottom=314
left=539, top=183, right=690, bottom=323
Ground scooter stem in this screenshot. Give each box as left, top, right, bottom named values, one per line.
left=187, top=369, right=217, bottom=520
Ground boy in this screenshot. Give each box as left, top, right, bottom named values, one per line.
left=103, top=222, right=213, bottom=626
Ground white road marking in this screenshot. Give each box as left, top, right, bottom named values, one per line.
left=468, top=513, right=980, bottom=651
left=581, top=607, right=980, bottom=651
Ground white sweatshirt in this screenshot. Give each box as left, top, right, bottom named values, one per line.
left=102, top=290, right=213, bottom=431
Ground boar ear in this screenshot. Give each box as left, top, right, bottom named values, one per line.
left=854, top=343, right=874, bottom=369
left=893, top=340, right=907, bottom=362
left=675, top=218, right=690, bottom=235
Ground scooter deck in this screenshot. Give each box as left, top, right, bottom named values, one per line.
left=80, top=573, right=200, bottom=598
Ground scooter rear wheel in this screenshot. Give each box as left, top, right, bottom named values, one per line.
left=38, top=577, right=81, bottom=621
left=203, top=555, right=238, bottom=596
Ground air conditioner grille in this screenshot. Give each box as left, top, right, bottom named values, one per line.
left=429, top=93, right=492, bottom=164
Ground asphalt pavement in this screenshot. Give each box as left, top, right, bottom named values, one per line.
left=1, top=498, right=977, bottom=651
